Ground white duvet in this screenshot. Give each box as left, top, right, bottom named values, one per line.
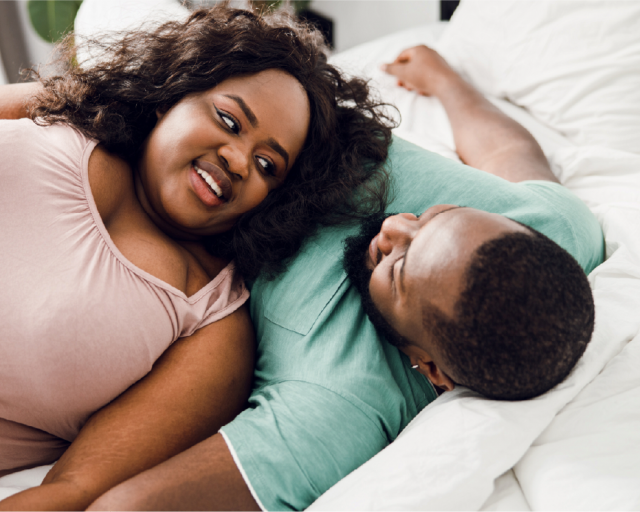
left=2, top=1, right=640, bottom=510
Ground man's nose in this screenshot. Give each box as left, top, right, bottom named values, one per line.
left=218, top=144, right=250, bottom=180
left=377, top=213, right=419, bottom=256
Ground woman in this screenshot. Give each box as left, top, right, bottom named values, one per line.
left=0, top=5, right=393, bottom=509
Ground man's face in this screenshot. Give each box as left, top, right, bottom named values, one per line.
left=344, top=205, right=529, bottom=376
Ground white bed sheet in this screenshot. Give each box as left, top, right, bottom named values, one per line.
left=3, top=11, right=640, bottom=512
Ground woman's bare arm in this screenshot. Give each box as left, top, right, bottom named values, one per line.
left=382, top=46, right=558, bottom=183
left=0, top=305, right=255, bottom=512
left=0, top=83, right=41, bottom=119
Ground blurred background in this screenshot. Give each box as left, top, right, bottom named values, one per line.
left=0, top=0, right=460, bottom=85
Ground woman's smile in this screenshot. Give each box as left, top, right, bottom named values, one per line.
left=191, top=160, right=232, bottom=207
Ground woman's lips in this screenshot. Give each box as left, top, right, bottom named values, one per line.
left=190, top=160, right=232, bottom=207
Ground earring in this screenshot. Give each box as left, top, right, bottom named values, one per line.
left=411, top=364, right=419, bottom=369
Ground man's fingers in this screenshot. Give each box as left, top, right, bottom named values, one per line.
left=381, top=61, right=405, bottom=77
left=380, top=63, right=397, bottom=75
left=394, top=48, right=412, bottom=62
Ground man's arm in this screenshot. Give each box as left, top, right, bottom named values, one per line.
left=0, top=305, right=256, bottom=512
left=0, top=82, right=40, bottom=119
left=382, top=46, right=558, bottom=183
left=87, top=433, right=259, bottom=511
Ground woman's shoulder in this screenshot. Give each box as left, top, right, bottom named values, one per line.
left=88, top=143, right=134, bottom=225
left=1, top=119, right=95, bottom=162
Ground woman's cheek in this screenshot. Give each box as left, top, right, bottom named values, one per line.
left=246, top=180, right=272, bottom=210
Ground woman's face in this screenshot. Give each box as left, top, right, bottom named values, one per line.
left=137, top=69, right=310, bottom=238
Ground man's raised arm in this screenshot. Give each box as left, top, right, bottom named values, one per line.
left=0, top=82, right=40, bottom=119
left=382, top=46, right=558, bottom=184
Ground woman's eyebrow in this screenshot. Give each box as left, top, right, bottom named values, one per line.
left=266, top=138, right=290, bottom=170
left=223, top=94, right=258, bottom=127
left=222, top=95, right=290, bottom=169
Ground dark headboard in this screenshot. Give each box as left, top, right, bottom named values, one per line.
left=440, top=0, right=460, bottom=21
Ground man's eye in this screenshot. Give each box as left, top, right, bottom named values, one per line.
left=391, top=258, right=403, bottom=287
left=256, top=156, right=275, bottom=176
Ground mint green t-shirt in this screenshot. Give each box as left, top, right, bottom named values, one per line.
left=221, top=137, right=603, bottom=511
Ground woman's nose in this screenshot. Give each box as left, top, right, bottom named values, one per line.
left=377, top=213, right=419, bottom=256
left=218, top=144, right=250, bottom=180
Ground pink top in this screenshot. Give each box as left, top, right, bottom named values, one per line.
left=0, top=120, right=249, bottom=470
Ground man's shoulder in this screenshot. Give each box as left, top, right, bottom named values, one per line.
left=518, top=181, right=604, bottom=273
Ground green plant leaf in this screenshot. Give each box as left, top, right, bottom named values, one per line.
left=252, top=0, right=311, bottom=13
left=27, top=0, right=83, bottom=43
left=291, top=0, right=311, bottom=13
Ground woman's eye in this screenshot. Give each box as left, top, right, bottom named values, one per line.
left=256, top=156, right=275, bottom=176
left=215, top=107, right=239, bottom=134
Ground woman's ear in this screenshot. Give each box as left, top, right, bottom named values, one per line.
left=156, top=106, right=168, bottom=120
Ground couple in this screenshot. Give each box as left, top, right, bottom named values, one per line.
left=0, top=6, right=601, bottom=511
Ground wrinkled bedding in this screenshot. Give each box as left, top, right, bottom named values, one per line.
left=3, top=2, right=640, bottom=509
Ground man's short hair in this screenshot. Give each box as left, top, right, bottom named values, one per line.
left=424, top=229, right=595, bottom=400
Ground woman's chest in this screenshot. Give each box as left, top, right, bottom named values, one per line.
left=0, top=225, right=178, bottom=442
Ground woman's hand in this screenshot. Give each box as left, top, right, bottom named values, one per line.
left=0, top=82, right=41, bottom=119
left=381, top=45, right=457, bottom=98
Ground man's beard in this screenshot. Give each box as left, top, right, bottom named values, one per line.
left=343, top=214, right=411, bottom=348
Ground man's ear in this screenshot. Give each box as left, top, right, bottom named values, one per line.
left=404, top=344, right=455, bottom=392
left=419, top=360, right=455, bottom=392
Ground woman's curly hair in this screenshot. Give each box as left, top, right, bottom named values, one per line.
left=28, top=5, right=395, bottom=280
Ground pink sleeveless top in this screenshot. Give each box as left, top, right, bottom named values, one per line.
left=0, top=120, right=249, bottom=470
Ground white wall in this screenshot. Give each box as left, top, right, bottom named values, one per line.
left=16, top=1, right=56, bottom=72
left=310, top=0, right=440, bottom=53
left=4, top=0, right=440, bottom=77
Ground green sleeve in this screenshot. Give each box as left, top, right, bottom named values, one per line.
left=221, top=381, right=389, bottom=511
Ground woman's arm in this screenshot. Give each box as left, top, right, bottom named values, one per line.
left=0, top=305, right=255, bottom=512
left=382, top=46, right=558, bottom=184
left=0, top=83, right=41, bottom=119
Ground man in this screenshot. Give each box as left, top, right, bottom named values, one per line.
left=343, top=45, right=598, bottom=401
left=0, top=46, right=602, bottom=511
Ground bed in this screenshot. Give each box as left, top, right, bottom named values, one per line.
left=2, top=1, right=639, bottom=509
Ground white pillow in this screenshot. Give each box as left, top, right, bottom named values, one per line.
left=438, top=1, right=640, bottom=155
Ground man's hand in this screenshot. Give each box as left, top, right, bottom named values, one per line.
left=381, top=45, right=457, bottom=98
left=382, top=45, right=558, bottom=184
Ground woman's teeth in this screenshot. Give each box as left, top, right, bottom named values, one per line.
left=195, top=165, right=223, bottom=199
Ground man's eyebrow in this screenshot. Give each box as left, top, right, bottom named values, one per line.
left=266, top=137, right=290, bottom=170
left=399, top=206, right=465, bottom=294
left=223, top=94, right=258, bottom=127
